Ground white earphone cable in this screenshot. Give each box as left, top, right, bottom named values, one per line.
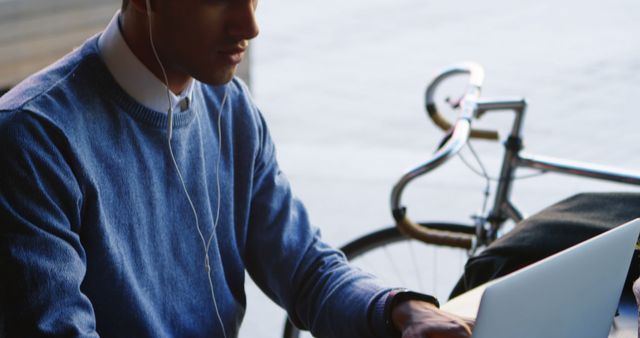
left=144, top=2, right=228, bottom=337
left=144, top=2, right=174, bottom=141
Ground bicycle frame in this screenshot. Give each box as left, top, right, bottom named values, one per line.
left=391, top=63, right=640, bottom=251
left=479, top=97, right=640, bottom=243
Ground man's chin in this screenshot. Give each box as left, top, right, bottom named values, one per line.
left=197, top=66, right=237, bottom=86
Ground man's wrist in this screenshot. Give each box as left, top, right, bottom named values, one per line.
left=383, top=289, right=440, bottom=337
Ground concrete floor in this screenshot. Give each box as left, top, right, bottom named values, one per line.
left=243, top=0, right=640, bottom=336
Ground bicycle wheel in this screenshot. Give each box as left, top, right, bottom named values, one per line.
left=282, top=222, right=475, bottom=338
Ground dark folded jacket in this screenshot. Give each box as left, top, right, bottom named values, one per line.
left=450, top=192, right=640, bottom=299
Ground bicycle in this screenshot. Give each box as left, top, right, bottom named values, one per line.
left=282, top=62, right=640, bottom=338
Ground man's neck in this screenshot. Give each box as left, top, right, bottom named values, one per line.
left=120, top=9, right=190, bottom=95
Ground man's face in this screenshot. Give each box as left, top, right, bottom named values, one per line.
left=151, top=0, right=259, bottom=85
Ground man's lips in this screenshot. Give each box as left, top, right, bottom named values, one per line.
left=218, top=47, right=246, bottom=65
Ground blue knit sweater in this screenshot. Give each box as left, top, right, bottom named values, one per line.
left=0, top=35, right=390, bottom=337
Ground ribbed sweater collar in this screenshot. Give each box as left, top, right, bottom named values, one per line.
left=84, top=35, right=197, bottom=130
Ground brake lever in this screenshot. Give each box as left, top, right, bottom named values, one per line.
left=445, top=96, right=463, bottom=109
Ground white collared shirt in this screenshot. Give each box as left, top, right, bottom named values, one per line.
left=98, top=11, right=193, bottom=113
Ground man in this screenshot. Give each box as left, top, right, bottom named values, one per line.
left=0, top=0, right=473, bottom=336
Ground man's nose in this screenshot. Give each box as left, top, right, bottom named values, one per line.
left=228, top=2, right=259, bottom=41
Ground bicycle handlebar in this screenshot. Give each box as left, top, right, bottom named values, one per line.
left=390, top=63, right=494, bottom=249
left=391, top=118, right=474, bottom=249
left=425, top=62, right=499, bottom=140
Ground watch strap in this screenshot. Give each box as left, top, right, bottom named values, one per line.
left=383, top=289, right=440, bottom=337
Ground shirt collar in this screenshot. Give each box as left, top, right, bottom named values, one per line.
left=98, top=11, right=193, bottom=113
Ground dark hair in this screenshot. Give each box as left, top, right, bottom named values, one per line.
left=122, top=0, right=129, bottom=10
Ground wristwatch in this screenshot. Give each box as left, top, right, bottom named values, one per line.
left=383, top=288, right=440, bottom=337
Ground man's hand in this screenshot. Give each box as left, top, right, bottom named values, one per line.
left=391, top=299, right=474, bottom=338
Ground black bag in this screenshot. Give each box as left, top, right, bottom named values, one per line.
left=450, top=192, right=640, bottom=299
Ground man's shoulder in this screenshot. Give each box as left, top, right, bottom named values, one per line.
left=0, top=35, right=103, bottom=114
left=199, top=76, right=262, bottom=123
left=200, top=76, right=251, bottom=103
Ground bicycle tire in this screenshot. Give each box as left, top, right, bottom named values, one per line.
left=282, top=222, right=474, bottom=338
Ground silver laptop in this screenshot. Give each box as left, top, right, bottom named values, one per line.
left=442, top=218, right=640, bottom=338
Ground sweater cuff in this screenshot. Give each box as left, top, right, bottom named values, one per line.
left=371, top=288, right=441, bottom=337
left=369, top=288, right=400, bottom=337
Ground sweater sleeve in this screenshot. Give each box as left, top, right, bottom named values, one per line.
left=0, top=111, right=99, bottom=338
left=243, top=111, right=391, bottom=337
